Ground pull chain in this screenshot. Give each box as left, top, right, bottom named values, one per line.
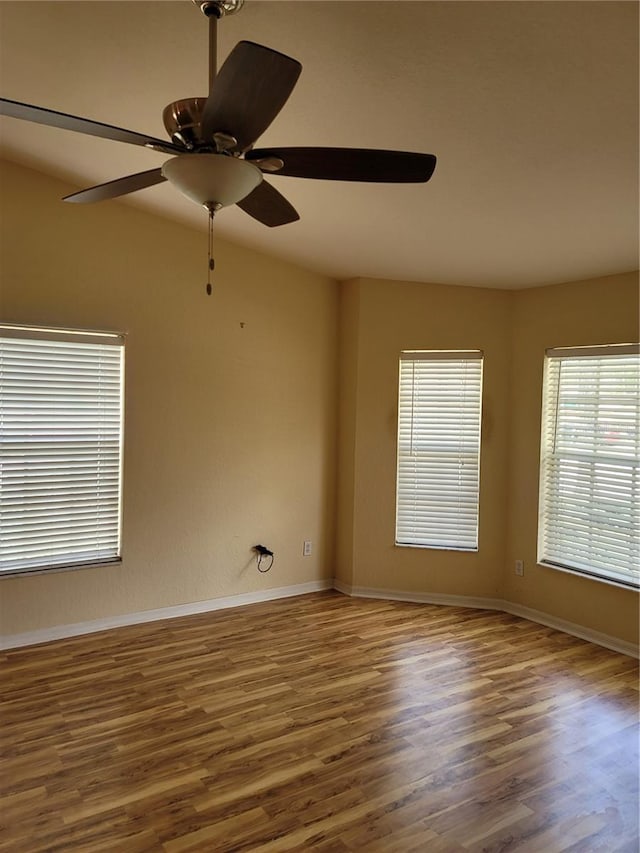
left=206, top=204, right=216, bottom=296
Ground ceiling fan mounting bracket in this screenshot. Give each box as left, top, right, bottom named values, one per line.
left=193, top=0, right=244, bottom=18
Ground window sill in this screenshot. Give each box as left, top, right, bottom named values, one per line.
left=396, top=542, right=479, bottom=553
left=539, top=561, right=639, bottom=592
left=1, top=558, right=122, bottom=579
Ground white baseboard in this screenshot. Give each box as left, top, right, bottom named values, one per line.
left=333, top=579, right=504, bottom=612
left=1, top=579, right=333, bottom=650
left=4, top=577, right=637, bottom=660
left=334, top=580, right=639, bottom=659
left=500, top=601, right=639, bottom=659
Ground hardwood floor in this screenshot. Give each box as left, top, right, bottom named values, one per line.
left=1, top=591, right=638, bottom=852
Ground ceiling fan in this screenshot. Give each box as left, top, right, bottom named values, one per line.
left=0, top=0, right=437, bottom=230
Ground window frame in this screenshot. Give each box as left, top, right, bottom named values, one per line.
left=0, top=323, right=126, bottom=578
left=537, top=343, right=640, bottom=591
left=395, top=349, right=484, bottom=552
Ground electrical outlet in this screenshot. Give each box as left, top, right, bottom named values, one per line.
left=303, top=540, right=312, bottom=556
left=515, top=559, right=524, bottom=576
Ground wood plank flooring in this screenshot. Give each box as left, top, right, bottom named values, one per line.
left=1, top=591, right=638, bottom=852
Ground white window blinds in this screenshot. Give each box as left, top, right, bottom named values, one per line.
left=0, top=326, right=125, bottom=575
left=396, top=351, right=483, bottom=550
left=538, top=344, right=640, bottom=589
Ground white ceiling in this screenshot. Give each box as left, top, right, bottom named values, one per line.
left=0, top=1, right=637, bottom=289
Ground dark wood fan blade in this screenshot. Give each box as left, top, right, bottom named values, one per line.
left=236, top=180, right=299, bottom=227
left=0, top=98, right=182, bottom=154
left=201, top=41, right=302, bottom=151
left=63, top=169, right=166, bottom=204
left=247, top=147, right=437, bottom=183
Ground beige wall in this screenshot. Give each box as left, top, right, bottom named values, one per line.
left=335, top=278, right=360, bottom=586
left=338, top=273, right=639, bottom=646
left=1, top=159, right=638, bottom=649
left=0, top=160, right=338, bottom=635
left=506, top=272, right=639, bottom=644
left=339, top=277, right=512, bottom=598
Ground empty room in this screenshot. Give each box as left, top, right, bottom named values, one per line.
left=0, top=1, right=638, bottom=851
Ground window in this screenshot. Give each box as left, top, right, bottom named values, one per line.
left=538, top=344, right=640, bottom=589
left=0, top=325, right=125, bottom=576
left=395, top=350, right=483, bottom=550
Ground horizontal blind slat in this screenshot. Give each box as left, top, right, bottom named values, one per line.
left=538, top=350, right=639, bottom=586
left=0, top=332, right=124, bottom=573
left=396, top=353, right=483, bottom=550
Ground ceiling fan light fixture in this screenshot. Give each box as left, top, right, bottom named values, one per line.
left=162, top=153, right=262, bottom=208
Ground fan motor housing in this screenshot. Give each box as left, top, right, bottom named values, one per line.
left=163, top=98, right=209, bottom=149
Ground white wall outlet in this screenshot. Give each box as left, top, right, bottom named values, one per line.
left=515, top=559, right=524, bottom=576
left=303, top=540, right=312, bottom=556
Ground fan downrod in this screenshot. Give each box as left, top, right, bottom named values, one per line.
left=193, top=0, right=244, bottom=18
